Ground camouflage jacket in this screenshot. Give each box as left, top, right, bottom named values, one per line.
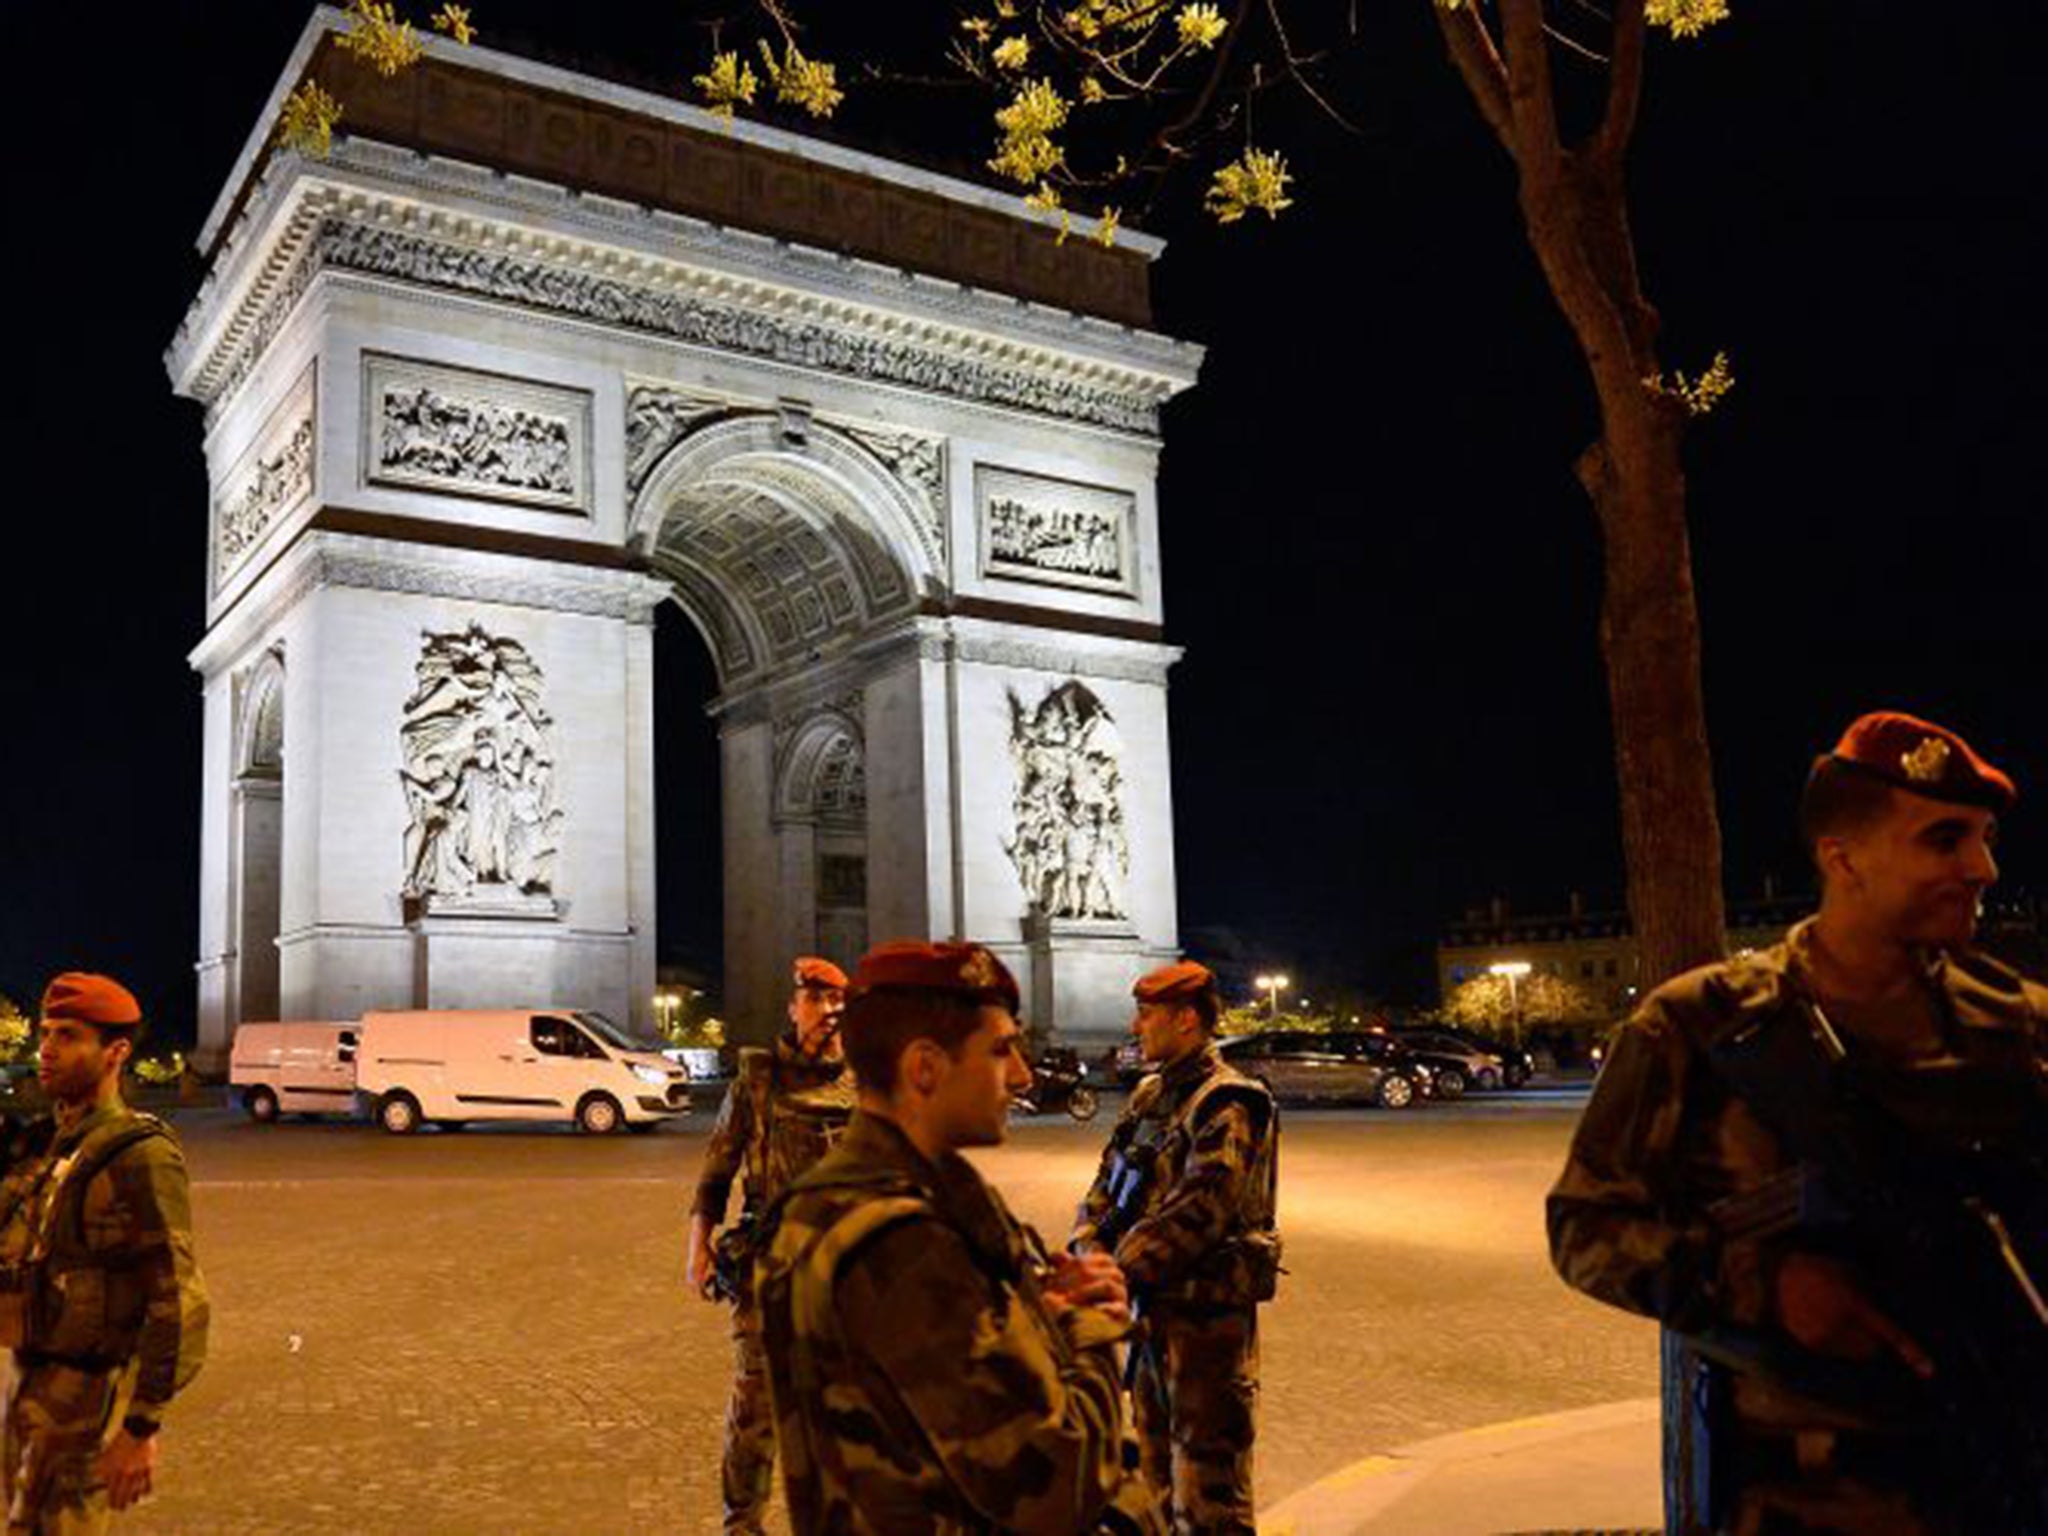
left=1071, top=1043, right=1280, bottom=1307
left=0, top=1103, right=209, bottom=1420
left=1549, top=920, right=2047, bottom=1431
left=690, top=1035, right=855, bottom=1223
left=755, top=1111, right=1163, bottom=1536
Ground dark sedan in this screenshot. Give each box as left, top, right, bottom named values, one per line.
left=1219, top=1030, right=1423, bottom=1109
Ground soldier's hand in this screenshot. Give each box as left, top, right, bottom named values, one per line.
left=688, top=1220, right=720, bottom=1302
left=1774, top=1251, right=1934, bottom=1379
left=1045, top=1251, right=1131, bottom=1325
left=97, top=1429, right=158, bottom=1510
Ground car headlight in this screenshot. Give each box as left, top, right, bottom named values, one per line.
left=632, top=1064, right=669, bottom=1087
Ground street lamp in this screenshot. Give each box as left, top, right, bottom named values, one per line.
left=1254, top=974, right=1290, bottom=1021
left=1489, top=960, right=1532, bottom=1042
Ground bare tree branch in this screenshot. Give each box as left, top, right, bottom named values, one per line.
left=1434, top=4, right=1514, bottom=152
left=1149, top=0, right=1260, bottom=159
left=1266, top=0, right=1366, bottom=136
left=1499, top=0, right=1564, bottom=172
left=1594, top=0, right=1646, bottom=167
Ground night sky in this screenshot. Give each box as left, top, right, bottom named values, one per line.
left=3, top=3, right=2041, bottom=1031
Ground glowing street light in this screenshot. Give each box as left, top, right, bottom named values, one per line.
left=1254, top=973, right=1290, bottom=1021
left=1489, top=960, right=1532, bottom=1040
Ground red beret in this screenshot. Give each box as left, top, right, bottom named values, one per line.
left=1822, top=711, right=2015, bottom=812
left=1133, top=960, right=1216, bottom=1004
left=792, top=956, right=850, bottom=992
left=40, top=972, right=142, bottom=1028
left=851, top=941, right=1019, bottom=1013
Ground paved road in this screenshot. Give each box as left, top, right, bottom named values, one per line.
left=116, top=1089, right=1657, bottom=1533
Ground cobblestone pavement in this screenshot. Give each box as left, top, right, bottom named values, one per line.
left=113, top=1092, right=1654, bottom=1534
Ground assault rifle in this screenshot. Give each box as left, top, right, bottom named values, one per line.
left=1699, top=999, right=2048, bottom=1534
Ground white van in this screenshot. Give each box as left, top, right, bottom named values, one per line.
left=229, top=1022, right=362, bottom=1123
left=354, top=1009, right=691, bottom=1134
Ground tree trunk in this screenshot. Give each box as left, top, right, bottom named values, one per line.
left=1579, top=404, right=1728, bottom=987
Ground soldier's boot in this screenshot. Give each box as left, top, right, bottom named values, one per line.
left=720, top=1307, right=777, bottom=1534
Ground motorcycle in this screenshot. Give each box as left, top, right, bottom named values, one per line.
left=1014, top=1046, right=1100, bottom=1122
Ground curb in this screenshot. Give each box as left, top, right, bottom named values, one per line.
left=1257, top=1398, right=1662, bottom=1536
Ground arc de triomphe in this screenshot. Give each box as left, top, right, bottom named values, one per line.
left=170, top=11, right=1201, bottom=1067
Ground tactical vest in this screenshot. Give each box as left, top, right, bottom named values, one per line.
left=738, top=1046, right=855, bottom=1214
left=0, top=1112, right=173, bottom=1364
left=1132, top=1059, right=1282, bottom=1307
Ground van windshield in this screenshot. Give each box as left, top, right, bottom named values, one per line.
left=576, top=1011, right=657, bottom=1054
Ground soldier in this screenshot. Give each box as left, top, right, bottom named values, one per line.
left=0, top=973, right=208, bottom=1533
left=1071, top=960, right=1280, bottom=1535
left=684, top=957, right=856, bottom=1535
left=1550, top=711, right=2048, bottom=1535
left=753, top=940, right=1162, bottom=1535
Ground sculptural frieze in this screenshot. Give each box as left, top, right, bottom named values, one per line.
left=399, top=624, right=562, bottom=910
left=215, top=369, right=317, bottom=582
left=977, top=467, right=1134, bottom=595
left=1004, top=680, right=1130, bottom=922
left=365, top=355, right=590, bottom=512
left=295, top=220, right=1160, bottom=435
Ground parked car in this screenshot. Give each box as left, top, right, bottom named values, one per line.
left=1391, top=1028, right=1509, bottom=1097
left=1219, top=1030, right=1421, bottom=1109
left=1407, top=1024, right=1535, bottom=1089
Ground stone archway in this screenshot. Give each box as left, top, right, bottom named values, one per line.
left=177, top=15, right=1201, bottom=1062
left=630, top=411, right=940, bottom=1030
left=230, top=651, right=285, bottom=1025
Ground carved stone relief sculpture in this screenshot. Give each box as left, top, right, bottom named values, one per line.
left=624, top=383, right=732, bottom=498
left=976, top=466, right=1135, bottom=596
left=399, top=624, right=562, bottom=910
left=364, top=354, right=591, bottom=512
left=1003, top=680, right=1130, bottom=921
left=835, top=421, right=947, bottom=545
left=215, top=368, right=316, bottom=583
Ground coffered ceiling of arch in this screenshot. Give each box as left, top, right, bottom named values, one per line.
left=649, top=474, right=915, bottom=688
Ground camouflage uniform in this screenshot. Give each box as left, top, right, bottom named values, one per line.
left=690, top=1036, right=855, bottom=1534
left=754, top=1109, right=1163, bottom=1535
left=1072, top=1042, right=1279, bottom=1535
left=1550, top=919, right=2048, bottom=1535
left=0, top=1106, right=209, bottom=1535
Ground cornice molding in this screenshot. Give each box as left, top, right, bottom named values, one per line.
left=169, top=157, right=1199, bottom=435
left=189, top=530, right=670, bottom=677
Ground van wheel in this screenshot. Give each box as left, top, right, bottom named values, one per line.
left=577, top=1094, right=623, bottom=1135
left=245, top=1087, right=280, bottom=1124
left=378, top=1093, right=423, bottom=1135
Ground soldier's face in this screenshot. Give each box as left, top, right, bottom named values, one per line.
left=927, top=1006, right=1032, bottom=1150
left=1827, top=790, right=1999, bottom=948
left=790, top=986, right=846, bottom=1060
left=36, top=1017, right=127, bottom=1105
left=1131, top=1001, right=1199, bottom=1065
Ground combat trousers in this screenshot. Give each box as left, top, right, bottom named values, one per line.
left=720, top=1300, right=777, bottom=1535
left=2, top=1355, right=134, bottom=1536
left=1129, top=1302, right=1258, bottom=1536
